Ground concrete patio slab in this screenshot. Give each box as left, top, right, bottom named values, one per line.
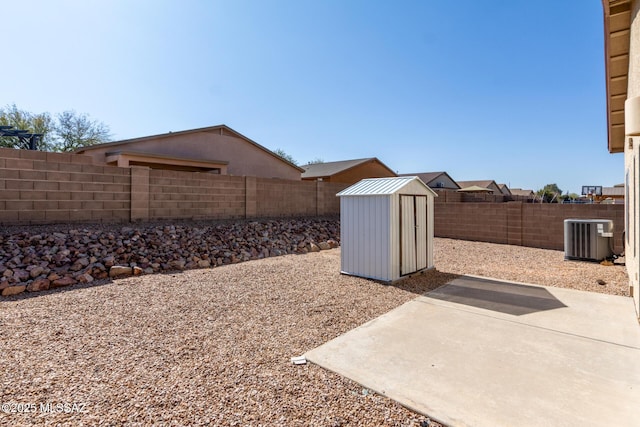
left=305, top=276, right=640, bottom=427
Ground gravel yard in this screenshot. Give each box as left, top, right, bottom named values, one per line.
left=0, top=237, right=628, bottom=426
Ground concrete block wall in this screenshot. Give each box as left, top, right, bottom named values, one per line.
left=434, top=202, right=509, bottom=244
left=435, top=201, right=625, bottom=253
left=148, top=170, right=246, bottom=220
left=5, top=147, right=623, bottom=256
left=521, top=203, right=625, bottom=252
left=318, top=182, right=349, bottom=215
left=433, top=189, right=532, bottom=203
left=255, top=178, right=318, bottom=217
left=0, top=147, right=347, bottom=225
left=0, top=147, right=131, bottom=224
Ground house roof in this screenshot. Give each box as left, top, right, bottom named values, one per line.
left=457, top=185, right=494, bottom=193
left=398, top=171, right=461, bottom=189
left=510, top=188, right=535, bottom=197
left=301, top=157, right=396, bottom=179
left=337, top=176, right=437, bottom=197
left=456, top=180, right=499, bottom=190
left=497, top=183, right=511, bottom=195
left=75, top=124, right=305, bottom=172
left=602, top=0, right=631, bottom=153
left=603, top=186, right=625, bottom=197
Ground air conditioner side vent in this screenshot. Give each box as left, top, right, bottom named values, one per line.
left=564, top=219, right=613, bottom=261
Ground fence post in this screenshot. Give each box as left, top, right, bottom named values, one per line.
left=245, top=176, right=257, bottom=218
left=130, top=166, right=150, bottom=222
left=507, top=201, right=523, bottom=246
left=316, top=181, right=325, bottom=216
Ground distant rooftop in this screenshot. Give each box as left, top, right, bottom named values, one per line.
left=301, top=157, right=395, bottom=179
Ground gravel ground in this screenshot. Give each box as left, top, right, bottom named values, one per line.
left=0, top=238, right=629, bottom=426
left=435, top=238, right=629, bottom=296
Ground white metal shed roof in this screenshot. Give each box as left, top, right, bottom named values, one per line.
left=337, top=176, right=437, bottom=197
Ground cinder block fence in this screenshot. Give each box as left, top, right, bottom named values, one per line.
left=0, top=147, right=626, bottom=254
left=433, top=199, right=625, bottom=253
left=0, top=148, right=345, bottom=225
left=0, top=148, right=131, bottom=223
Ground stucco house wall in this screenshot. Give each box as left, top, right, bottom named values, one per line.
left=603, top=0, right=639, bottom=315
left=301, top=158, right=397, bottom=184
left=428, top=174, right=459, bottom=190
left=77, top=126, right=303, bottom=181
left=399, top=172, right=460, bottom=190
left=625, top=0, right=640, bottom=307
left=329, top=161, right=396, bottom=183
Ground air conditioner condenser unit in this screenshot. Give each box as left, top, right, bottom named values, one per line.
left=564, top=219, right=614, bottom=261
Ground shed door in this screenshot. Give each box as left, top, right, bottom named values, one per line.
left=400, top=195, right=428, bottom=276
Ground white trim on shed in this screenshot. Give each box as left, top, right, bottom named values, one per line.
left=337, top=177, right=437, bottom=282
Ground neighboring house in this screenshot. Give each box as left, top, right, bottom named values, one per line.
left=600, top=184, right=625, bottom=203
left=301, top=158, right=396, bottom=184
left=602, top=0, right=639, bottom=314
left=498, top=183, right=512, bottom=196
left=75, top=124, right=304, bottom=180
left=510, top=188, right=535, bottom=198
left=456, top=180, right=502, bottom=194
left=398, top=172, right=460, bottom=190
left=457, top=185, right=494, bottom=194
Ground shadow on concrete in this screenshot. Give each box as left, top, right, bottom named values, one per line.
left=385, top=269, right=462, bottom=296
left=427, top=276, right=568, bottom=316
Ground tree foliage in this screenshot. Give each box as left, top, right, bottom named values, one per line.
left=0, top=104, right=55, bottom=150
left=273, top=148, right=298, bottom=166
left=54, top=110, right=111, bottom=152
left=0, top=104, right=111, bottom=152
left=306, top=157, right=325, bottom=165
left=536, top=183, right=563, bottom=203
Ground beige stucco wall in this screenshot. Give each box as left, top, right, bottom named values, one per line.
left=626, top=0, right=640, bottom=311
left=426, top=175, right=458, bottom=190
left=329, top=161, right=396, bottom=184
left=486, top=182, right=502, bottom=194
left=301, top=160, right=396, bottom=184
left=80, top=130, right=301, bottom=180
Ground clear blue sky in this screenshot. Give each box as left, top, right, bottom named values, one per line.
left=3, top=0, right=622, bottom=194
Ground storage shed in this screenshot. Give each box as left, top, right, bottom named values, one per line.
left=337, top=176, right=437, bottom=282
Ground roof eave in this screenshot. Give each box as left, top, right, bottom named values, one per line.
left=602, top=0, right=631, bottom=153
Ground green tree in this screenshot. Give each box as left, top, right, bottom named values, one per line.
left=536, top=183, right=563, bottom=203
left=306, top=157, right=325, bottom=165
left=0, top=104, right=55, bottom=150
left=53, top=110, right=111, bottom=152
left=560, top=192, right=580, bottom=202
left=0, top=105, right=111, bottom=152
left=273, top=148, right=298, bottom=166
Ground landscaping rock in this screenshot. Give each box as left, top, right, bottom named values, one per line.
left=47, top=273, right=61, bottom=281
left=29, top=266, right=45, bottom=278
left=109, top=266, right=133, bottom=277
left=77, top=273, right=94, bottom=284
left=27, top=279, right=50, bottom=292
left=318, top=242, right=331, bottom=250
left=0, top=217, right=340, bottom=296
left=13, top=269, right=30, bottom=282
left=2, top=285, right=26, bottom=296
left=51, top=277, right=77, bottom=288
